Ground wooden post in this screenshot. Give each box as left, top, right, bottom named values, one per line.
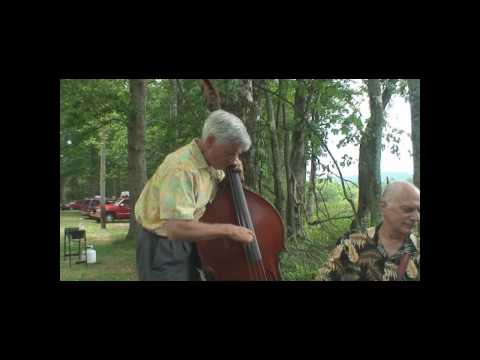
left=100, top=132, right=106, bottom=229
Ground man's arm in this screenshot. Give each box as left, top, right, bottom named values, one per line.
left=164, top=219, right=253, bottom=243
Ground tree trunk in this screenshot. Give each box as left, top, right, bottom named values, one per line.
left=351, top=80, right=397, bottom=230
left=126, top=79, right=148, bottom=241
left=280, top=81, right=295, bottom=238
left=274, top=80, right=285, bottom=174
left=112, top=176, right=117, bottom=198
left=306, top=153, right=317, bottom=222
left=354, top=80, right=385, bottom=229
left=99, top=134, right=106, bottom=229
left=169, top=79, right=179, bottom=150
left=287, top=79, right=309, bottom=241
left=252, top=80, right=262, bottom=188
left=239, top=79, right=259, bottom=190
left=408, top=79, right=420, bottom=189
left=69, top=176, right=79, bottom=200
left=265, top=81, right=286, bottom=222
left=60, top=175, right=66, bottom=204
left=88, top=145, right=99, bottom=196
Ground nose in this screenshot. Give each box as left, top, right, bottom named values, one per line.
left=412, top=210, right=420, bottom=222
left=230, top=155, right=239, bottom=165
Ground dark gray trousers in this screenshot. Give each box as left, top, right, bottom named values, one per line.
left=136, top=227, right=202, bottom=281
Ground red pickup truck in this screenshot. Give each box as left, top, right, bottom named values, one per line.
left=67, top=199, right=90, bottom=211
left=90, top=198, right=130, bottom=222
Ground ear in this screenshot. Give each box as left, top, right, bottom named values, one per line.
left=206, top=135, right=216, bottom=147
left=379, top=200, right=387, bottom=210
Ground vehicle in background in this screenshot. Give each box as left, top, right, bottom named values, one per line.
left=60, top=203, right=71, bottom=210
left=80, top=198, right=96, bottom=217
left=89, top=197, right=130, bottom=222
left=66, top=199, right=89, bottom=211
left=62, top=197, right=113, bottom=213
left=82, top=197, right=114, bottom=218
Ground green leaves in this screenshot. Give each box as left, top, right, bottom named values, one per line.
left=339, top=154, right=353, bottom=168
left=383, top=124, right=406, bottom=158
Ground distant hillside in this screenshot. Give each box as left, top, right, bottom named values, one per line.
left=340, top=172, right=413, bottom=184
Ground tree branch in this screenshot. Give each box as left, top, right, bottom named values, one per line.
left=308, top=215, right=354, bottom=226
left=253, top=81, right=296, bottom=109
left=321, top=141, right=360, bottom=227
left=330, top=172, right=359, bottom=188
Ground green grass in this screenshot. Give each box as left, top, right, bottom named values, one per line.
left=279, top=196, right=354, bottom=280
left=60, top=211, right=137, bottom=281
left=280, top=221, right=345, bottom=281
left=60, top=210, right=346, bottom=281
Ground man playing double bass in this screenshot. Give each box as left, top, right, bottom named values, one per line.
left=135, top=109, right=254, bottom=281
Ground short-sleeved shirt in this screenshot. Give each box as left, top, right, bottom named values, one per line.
left=315, top=224, right=420, bottom=281
left=135, top=139, right=225, bottom=237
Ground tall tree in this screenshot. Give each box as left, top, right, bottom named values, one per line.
left=353, top=79, right=397, bottom=229
left=126, top=79, right=147, bottom=240
left=407, top=79, right=420, bottom=189
left=264, top=80, right=286, bottom=221
left=277, top=79, right=293, bottom=235
left=60, top=175, right=66, bottom=205
left=88, top=145, right=99, bottom=196
left=306, top=153, right=317, bottom=221
left=239, top=79, right=260, bottom=190
left=286, top=79, right=311, bottom=240
left=168, top=79, right=179, bottom=151
left=61, top=79, right=130, bottom=200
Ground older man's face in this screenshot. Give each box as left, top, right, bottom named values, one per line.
left=381, top=187, right=420, bottom=237
left=204, top=136, right=242, bottom=170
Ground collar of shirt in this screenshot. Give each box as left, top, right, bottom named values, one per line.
left=190, top=139, right=223, bottom=180
left=190, top=139, right=209, bottom=169
left=372, top=223, right=417, bottom=260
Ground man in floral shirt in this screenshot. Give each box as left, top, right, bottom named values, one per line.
left=315, top=181, right=420, bottom=281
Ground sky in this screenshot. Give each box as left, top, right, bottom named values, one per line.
left=327, top=87, right=413, bottom=178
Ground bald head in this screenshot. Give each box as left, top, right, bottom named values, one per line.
left=379, top=181, right=420, bottom=237
left=381, top=181, right=419, bottom=204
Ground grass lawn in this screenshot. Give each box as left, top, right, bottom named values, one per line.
left=60, top=211, right=137, bottom=281
left=60, top=210, right=335, bottom=281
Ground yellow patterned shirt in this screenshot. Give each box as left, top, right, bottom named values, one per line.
left=135, top=139, right=225, bottom=237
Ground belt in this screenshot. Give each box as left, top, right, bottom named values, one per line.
left=142, top=227, right=168, bottom=239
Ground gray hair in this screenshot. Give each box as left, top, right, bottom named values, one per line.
left=202, top=110, right=251, bottom=152
left=381, top=181, right=419, bottom=203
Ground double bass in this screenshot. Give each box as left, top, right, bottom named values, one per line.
left=197, top=80, right=285, bottom=281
